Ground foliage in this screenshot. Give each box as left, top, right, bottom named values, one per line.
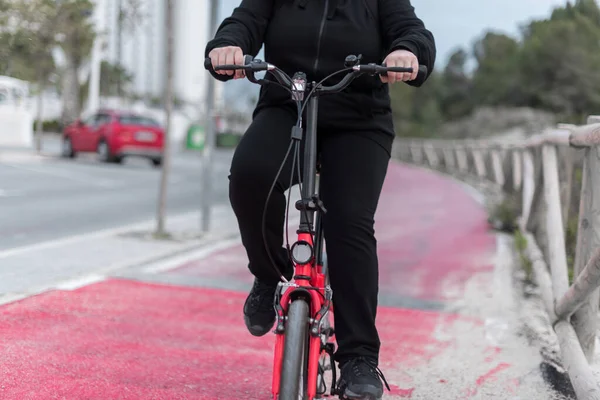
left=0, top=0, right=58, bottom=82
left=391, top=0, right=600, bottom=137
left=488, top=194, right=520, bottom=232
left=514, top=230, right=533, bottom=283
left=0, top=0, right=96, bottom=124
left=100, top=61, right=134, bottom=97
left=31, top=119, right=63, bottom=132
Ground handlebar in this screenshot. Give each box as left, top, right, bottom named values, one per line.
left=203, top=54, right=427, bottom=95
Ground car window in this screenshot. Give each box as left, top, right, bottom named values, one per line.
left=118, top=115, right=160, bottom=127
left=96, top=114, right=111, bottom=126
left=82, top=114, right=97, bottom=126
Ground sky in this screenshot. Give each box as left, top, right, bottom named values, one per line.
left=217, top=0, right=571, bottom=109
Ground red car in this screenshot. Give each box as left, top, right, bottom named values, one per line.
left=62, top=109, right=164, bottom=166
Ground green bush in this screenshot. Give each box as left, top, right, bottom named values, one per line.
left=33, top=119, right=62, bottom=133
left=488, top=194, right=520, bottom=232
left=514, top=229, right=533, bottom=283
left=216, top=132, right=242, bottom=148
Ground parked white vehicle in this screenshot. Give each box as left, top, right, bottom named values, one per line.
left=0, top=76, right=34, bottom=148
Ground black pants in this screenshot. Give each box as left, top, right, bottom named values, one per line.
left=229, top=106, right=391, bottom=363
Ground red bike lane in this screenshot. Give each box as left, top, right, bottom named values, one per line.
left=0, top=162, right=505, bottom=399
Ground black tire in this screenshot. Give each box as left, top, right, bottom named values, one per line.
left=151, top=158, right=162, bottom=167
left=62, top=137, right=75, bottom=158
left=97, top=140, right=121, bottom=163
left=280, top=299, right=310, bottom=400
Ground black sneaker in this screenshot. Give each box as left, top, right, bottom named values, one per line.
left=243, top=278, right=278, bottom=337
left=336, top=357, right=391, bottom=400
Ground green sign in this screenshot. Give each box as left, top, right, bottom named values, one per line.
left=185, top=124, right=205, bottom=151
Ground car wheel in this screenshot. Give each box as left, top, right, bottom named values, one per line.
left=151, top=158, right=162, bottom=168
left=97, top=140, right=118, bottom=163
left=62, top=137, right=75, bottom=158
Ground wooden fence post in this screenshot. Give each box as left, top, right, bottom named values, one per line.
left=541, top=144, right=570, bottom=300
left=491, top=147, right=505, bottom=186
left=512, top=149, right=522, bottom=192
left=557, top=145, right=574, bottom=230
left=424, top=143, right=439, bottom=168
left=455, top=144, right=468, bottom=174
left=570, top=117, right=600, bottom=362
left=472, top=146, right=487, bottom=178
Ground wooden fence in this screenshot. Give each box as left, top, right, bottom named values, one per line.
left=393, top=116, right=600, bottom=399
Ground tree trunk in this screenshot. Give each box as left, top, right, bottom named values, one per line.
left=61, top=58, right=81, bottom=125
left=155, top=0, right=174, bottom=235
left=116, top=0, right=123, bottom=99
left=35, top=76, right=44, bottom=154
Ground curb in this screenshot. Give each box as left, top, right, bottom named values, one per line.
left=0, top=230, right=241, bottom=307
left=0, top=215, right=242, bottom=307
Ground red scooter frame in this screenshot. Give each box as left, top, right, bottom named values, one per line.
left=271, top=176, right=336, bottom=399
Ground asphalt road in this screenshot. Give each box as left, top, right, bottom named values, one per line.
left=0, top=136, right=233, bottom=251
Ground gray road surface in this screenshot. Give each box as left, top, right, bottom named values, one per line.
left=0, top=136, right=233, bottom=251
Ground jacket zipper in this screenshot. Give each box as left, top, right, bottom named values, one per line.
left=312, top=0, right=329, bottom=75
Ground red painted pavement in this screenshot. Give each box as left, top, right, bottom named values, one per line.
left=0, top=162, right=502, bottom=399
left=174, top=163, right=497, bottom=302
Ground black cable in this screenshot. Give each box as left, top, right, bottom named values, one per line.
left=267, top=79, right=293, bottom=95
left=261, top=140, right=295, bottom=282
left=284, top=141, right=299, bottom=263
left=295, top=139, right=309, bottom=230
left=299, top=67, right=354, bottom=116
left=292, top=100, right=312, bottom=229
left=295, top=100, right=302, bottom=128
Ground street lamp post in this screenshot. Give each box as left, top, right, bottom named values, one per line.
left=200, top=0, right=219, bottom=233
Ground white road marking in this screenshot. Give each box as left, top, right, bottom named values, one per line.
left=0, top=189, right=23, bottom=197
left=55, top=274, right=106, bottom=291
left=0, top=205, right=230, bottom=260
left=1, top=163, right=120, bottom=188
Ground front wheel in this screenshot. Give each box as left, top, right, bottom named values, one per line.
left=62, top=137, right=75, bottom=158
left=279, top=299, right=310, bottom=400
left=97, top=140, right=121, bottom=163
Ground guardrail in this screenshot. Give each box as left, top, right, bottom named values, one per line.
left=392, top=116, right=600, bottom=399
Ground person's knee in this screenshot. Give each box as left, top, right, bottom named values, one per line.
left=324, top=203, right=376, bottom=244
left=229, top=155, right=274, bottom=201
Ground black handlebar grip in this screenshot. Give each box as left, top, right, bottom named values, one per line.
left=380, top=64, right=428, bottom=80
left=204, top=55, right=255, bottom=72
left=204, top=57, right=213, bottom=71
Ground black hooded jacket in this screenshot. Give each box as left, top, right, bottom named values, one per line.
left=205, top=0, right=436, bottom=139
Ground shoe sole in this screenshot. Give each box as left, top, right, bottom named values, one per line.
left=244, top=315, right=273, bottom=337
left=341, top=388, right=382, bottom=400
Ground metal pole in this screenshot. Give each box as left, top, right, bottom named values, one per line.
left=200, top=0, right=219, bottom=233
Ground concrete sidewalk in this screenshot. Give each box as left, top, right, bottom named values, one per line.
left=0, top=204, right=239, bottom=305
left=0, top=162, right=566, bottom=399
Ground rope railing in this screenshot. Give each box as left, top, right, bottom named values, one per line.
left=392, top=115, right=600, bottom=399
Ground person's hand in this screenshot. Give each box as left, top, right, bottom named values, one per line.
left=208, top=46, right=245, bottom=79
left=381, top=49, right=418, bottom=84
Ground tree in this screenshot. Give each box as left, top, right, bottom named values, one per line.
left=389, top=73, right=443, bottom=138
left=471, top=32, right=522, bottom=107
left=58, top=0, right=96, bottom=124
left=439, top=47, right=473, bottom=120
left=519, top=3, right=600, bottom=119
left=99, top=61, right=134, bottom=97
left=0, top=0, right=60, bottom=151
left=114, top=0, right=144, bottom=98
left=155, top=0, right=174, bottom=236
